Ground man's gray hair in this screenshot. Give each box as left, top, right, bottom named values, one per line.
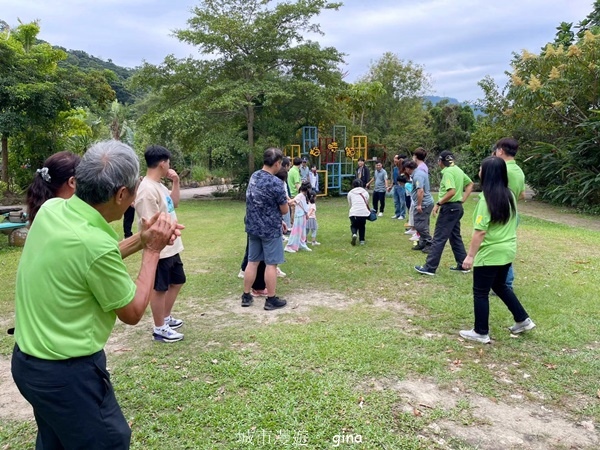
left=75, top=140, right=140, bottom=205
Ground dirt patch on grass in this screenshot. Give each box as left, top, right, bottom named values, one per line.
left=360, top=377, right=599, bottom=449
left=231, top=291, right=353, bottom=322
left=206, top=290, right=419, bottom=329
left=519, top=200, right=600, bottom=232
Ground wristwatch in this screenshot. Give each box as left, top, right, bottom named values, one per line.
left=436, top=202, right=441, bottom=206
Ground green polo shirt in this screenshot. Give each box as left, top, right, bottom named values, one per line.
left=15, top=196, right=135, bottom=360
left=438, top=164, right=472, bottom=202
left=472, top=193, right=517, bottom=267
left=506, top=160, right=525, bottom=200
left=287, top=166, right=301, bottom=197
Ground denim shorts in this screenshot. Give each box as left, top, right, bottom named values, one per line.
left=247, top=233, right=285, bottom=265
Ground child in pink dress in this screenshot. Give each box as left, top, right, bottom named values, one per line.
left=306, top=192, right=320, bottom=245
left=284, top=183, right=311, bottom=253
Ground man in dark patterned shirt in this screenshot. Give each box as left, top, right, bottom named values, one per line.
left=241, top=148, right=290, bottom=310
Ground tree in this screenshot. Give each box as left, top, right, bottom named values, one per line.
left=506, top=33, right=600, bottom=208
left=0, top=21, right=67, bottom=183
left=346, top=81, right=386, bottom=130
left=426, top=99, right=475, bottom=151
left=357, top=52, right=432, bottom=154
left=0, top=20, right=115, bottom=186
left=146, top=0, right=345, bottom=173
left=472, top=2, right=600, bottom=210
left=108, top=100, right=134, bottom=145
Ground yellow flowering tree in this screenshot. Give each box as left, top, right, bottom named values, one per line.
left=473, top=2, right=600, bottom=210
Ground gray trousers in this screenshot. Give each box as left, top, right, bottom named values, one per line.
left=413, top=203, right=434, bottom=245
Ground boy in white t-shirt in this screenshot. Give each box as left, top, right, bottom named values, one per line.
left=135, top=145, right=185, bottom=343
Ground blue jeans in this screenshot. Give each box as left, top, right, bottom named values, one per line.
left=282, top=210, right=291, bottom=232
left=506, top=265, right=514, bottom=289
left=393, top=185, right=406, bottom=217
left=506, top=213, right=520, bottom=288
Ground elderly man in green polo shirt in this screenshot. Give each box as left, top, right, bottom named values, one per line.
left=11, top=140, right=180, bottom=449
left=415, top=150, right=474, bottom=276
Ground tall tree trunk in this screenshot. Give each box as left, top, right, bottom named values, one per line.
left=111, top=118, right=121, bottom=141
left=246, top=104, right=255, bottom=174
left=1, top=134, right=8, bottom=184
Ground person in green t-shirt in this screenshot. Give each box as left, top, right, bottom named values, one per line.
left=12, top=140, right=180, bottom=449
left=287, top=157, right=302, bottom=222
left=459, top=157, right=535, bottom=344
left=287, top=157, right=302, bottom=198
left=415, top=150, right=473, bottom=275
left=494, top=138, right=525, bottom=201
left=493, top=137, right=525, bottom=290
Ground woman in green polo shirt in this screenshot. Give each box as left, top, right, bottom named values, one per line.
left=459, top=157, right=535, bottom=344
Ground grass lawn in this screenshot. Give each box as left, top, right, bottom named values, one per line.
left=1, top=195, right=599, bottom=449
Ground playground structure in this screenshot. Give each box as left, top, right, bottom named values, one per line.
left=285, top=126, right=387, bottom=196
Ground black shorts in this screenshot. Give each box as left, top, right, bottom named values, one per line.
left=154, top=254, right=186, bottom=291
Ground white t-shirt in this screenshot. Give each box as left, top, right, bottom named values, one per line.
left=134, top=177, right=183, bottom=259
left=347, top=187, right=371, bottom=217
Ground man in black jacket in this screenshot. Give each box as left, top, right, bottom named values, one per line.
left=356, top=157, right=370, bottom=186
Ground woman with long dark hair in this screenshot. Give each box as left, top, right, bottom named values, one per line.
left=459, top=157, right=535, bottom=343
left=26, top=151, right=81, bottom=224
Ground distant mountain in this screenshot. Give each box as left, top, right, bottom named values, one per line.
left=54, top=46, right=136, bottom=104
left=423, top=96, right=484, bottom=117
left=57, top=48, right=135, bottom=80
left=424, top=95, right=461, bottom=105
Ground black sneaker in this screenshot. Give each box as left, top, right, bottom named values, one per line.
left=351, top=233, right=357, bottom=246
left=412, top=242, right=428, bottom=251
left=241, top=292, right=253, bottom=307
left=264, top=296, right=287, bottom=311
left=450, top=265, right=471, bottom=274
left=414, top=265, right=435, bottom=276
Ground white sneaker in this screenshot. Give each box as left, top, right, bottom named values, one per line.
left=282, top=235, right=288, bottom=242
left=153, top=326, right=184, bottom=343
left=237, top=269, right=245, bottom=278
left=409, top=234, right=420, bottom=241
left=404, top=229, right=416, bottom=235
left=508, top=318, right=536, bottom=334
left=284, top=247, right=296, bottom=253
left=164, top=315, right=183, bottom=329
left=311, top=241, right=321, bottom=245
left=397, top=216, right=405, bottom=220
left=277, top=267, right=286, bottom=277
left=377, top=212, right=383, bottom=217
left=300, top=245, right=312, bottom=252
left=459, top=329, right=490, bottom=344
left=391, top=215, right=398, bottom=219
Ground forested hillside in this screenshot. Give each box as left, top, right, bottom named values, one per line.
left=55, top=47, right=136, bottom=104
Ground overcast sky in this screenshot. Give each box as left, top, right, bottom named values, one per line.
left=1, top=0, right=593, bottom=102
